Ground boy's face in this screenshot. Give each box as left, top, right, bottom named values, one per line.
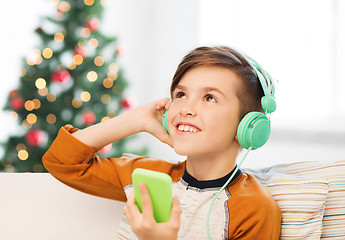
left=168, top=65, right=242, bottom=158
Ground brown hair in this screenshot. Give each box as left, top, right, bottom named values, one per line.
left=170, top=46, right=264, bottom=119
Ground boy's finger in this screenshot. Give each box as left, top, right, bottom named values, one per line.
left=155, top=98, right=170, bottom=110
left=125, top=192, right=140, bottom=224
left=165, top=99, right=172, bottom=111
left=139, top=183, right=155, bottom=221
left=169, top=196, right=182, bottom=226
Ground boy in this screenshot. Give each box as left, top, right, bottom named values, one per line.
left=43, top=46, right=282, bottom=239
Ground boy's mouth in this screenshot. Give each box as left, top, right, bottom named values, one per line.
left=176, top=124, right=201, bottom=133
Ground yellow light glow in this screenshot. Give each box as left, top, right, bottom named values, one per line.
left=54, top=32, right=64, bottom=42
left=26, top=58, right=35, bottom=66
left=101, top=116, right=111, bottom=122
left=9, top=111, right=18, bottom=120
left=16, top=143, right=26, bottom=151
left=78, top=41, right=83, bottom=49
left=103, top=78, right=113, bottom=88
left=22, top=120, right=32, bottom=129
left=73, top=54, right=84, bottom=65
left=35, top=78, right=46, bottom=89
left=42, top=48, right=53, bottom=59
left=87, top=71, right=98, bottom=82
left=109, top=63, right=119, bottom=73
left=24, top=100, right=35, bottom=111
left=47, top=93, right=57, bottom=102
left=80, top=91, right=91, bottom=102
left=46, top=114, right=57, bottom=124
left=72, top=98, right=82, bottom=108
left=36, top=56, right=43, bottom=65
left=38, top=87, right=49, bottom=97
left=84, top=0, right=94, bottom=6
left=26, top=113, right=37, bottom=124
left=80, top=27, right=91, bottom=38
left=18, top=150, right=29, bottom=160
left=67, top=62, right=76, bottom=70
left=107, top=72, right=118, bottom=81
left=101, top=94, right=111, bottom=104
left=112, top=84, right=122, bottom=94
left=51, top=0, right=59, bottom=5
left=33, top=99, right=41, bottom=109
left=58, top=1, right=71, bottom=12
left=94, top=56, right=104, bottom=66
left=88, top=38, right=99, bottom=48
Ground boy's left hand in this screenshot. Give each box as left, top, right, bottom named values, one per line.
left=123, top=183, right=181, bottom=240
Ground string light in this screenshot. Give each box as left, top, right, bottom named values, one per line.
left=35, top=78, right=46, bottom=89
left=46, top=114, right=57, bottom=124
left=58, top=1, right=71, bottom=12
left=84, top=0, right=94, bottom=6
left=42, top=48, right=53, bottom=59
left=73, top=54, right=83, bottom=65
left=54, top=32, right=64, bottom=42
left=94, top=56, right=104, bottom=66
left=88, top=38, right=99, bottom=48
left=101, top=116, right=111, bottom=122
left=72, top=98, right=82, bottom=108
left=26, top=49, right=42, bottom=66
left=47, top=93, right=57, bottom=102
left=24, top=100, right=35, bottom=111
left=107, top=72, right=118, bottom=80
left=80, top=28, right=91, bottom=38
left=22, top=119, right=32, bottom=129
left=38, top=87, right=49, bottom=97
left=112, top=84, right=122, bottom=94
left=33, top=99, right=41, bottom=109
left=67, top=62, right=77, bottom=70
left=109, top=63, right=119, bottom=73
left=101, top=94, right=111, bottom=104
left=87, top=71, right=98, bottom=82
left=26, top=113, right=37, bottom=124
left=18, top=150, right=29, bottom=161
left=16, top=144, right=26, bottom=151
left=80, top=91, right=91, bottom=102
left=9, top=111, right=18, bottom=120
left=103, top=78, right=113, bottom=88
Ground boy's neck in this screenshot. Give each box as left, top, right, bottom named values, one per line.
left=185, top=146, right=240, bottom=181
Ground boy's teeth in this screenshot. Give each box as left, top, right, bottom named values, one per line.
left=178, top=124, right=198, bottom=132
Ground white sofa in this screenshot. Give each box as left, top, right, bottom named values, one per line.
left=0, top=173, right=125, bottom=240
left=1, top=159, right=344, bottom=240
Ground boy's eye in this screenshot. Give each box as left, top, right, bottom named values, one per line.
left=204, top=94, right=216, bottom=102
left=174, top=91, right=186, bottom=98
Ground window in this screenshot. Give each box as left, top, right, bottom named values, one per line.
left=199, top=0, right=345, bottom=133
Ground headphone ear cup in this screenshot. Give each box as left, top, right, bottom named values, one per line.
left=162, top=110, right=169, bottom=134
left=237, top=112, right=271, bottom=150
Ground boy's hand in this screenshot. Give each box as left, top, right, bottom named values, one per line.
left=123, top=183, right=181, bottom=240
left=136, top=98, right=173, bottom=147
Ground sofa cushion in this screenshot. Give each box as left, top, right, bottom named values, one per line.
left=260, top=160, right=345, bottom=239
left=245, top=168, right=329, bottom=239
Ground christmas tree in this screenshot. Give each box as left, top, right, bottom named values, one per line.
left=0, top=0, right=146, bottom=172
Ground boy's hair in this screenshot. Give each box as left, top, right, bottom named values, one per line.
left=170, top=46, right=264, bottom=120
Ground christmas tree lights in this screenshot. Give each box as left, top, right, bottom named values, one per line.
left=1, top=0, right=147, bottom=172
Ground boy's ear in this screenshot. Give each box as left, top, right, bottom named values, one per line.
left=235, top=135, right=239, bottom=143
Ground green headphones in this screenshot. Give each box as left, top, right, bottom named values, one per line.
left=162, top=56, right=276, bottom=150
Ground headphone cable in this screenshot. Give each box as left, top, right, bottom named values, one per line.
left=206, top=147, right=252, bottom=240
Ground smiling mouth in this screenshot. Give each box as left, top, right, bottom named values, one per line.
left=177, top=124, right=201, bottom=133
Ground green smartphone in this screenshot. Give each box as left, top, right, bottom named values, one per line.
left=132, top=168, right=173, bottom=223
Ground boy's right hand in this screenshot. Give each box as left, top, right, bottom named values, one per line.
left=135, top=98, right=173, bottom=147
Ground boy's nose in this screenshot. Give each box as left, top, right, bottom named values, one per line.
left=180, top=102, right=197, bottom=116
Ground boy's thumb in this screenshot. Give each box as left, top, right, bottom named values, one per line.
left=169, top=196, right=182, bottom=225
